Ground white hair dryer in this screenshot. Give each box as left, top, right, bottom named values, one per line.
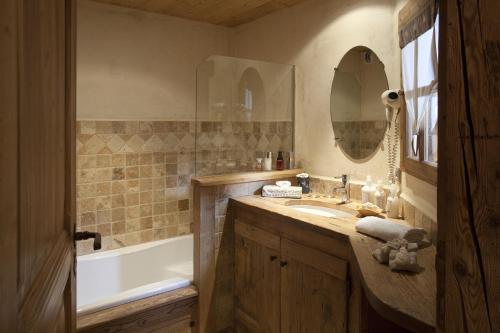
left=381, top=89, right=402, bottom=128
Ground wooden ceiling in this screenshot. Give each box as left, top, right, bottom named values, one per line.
left=92, top=0, right=307, bottom=27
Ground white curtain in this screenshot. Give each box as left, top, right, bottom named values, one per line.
left=402, top=15, right=439, bottom=152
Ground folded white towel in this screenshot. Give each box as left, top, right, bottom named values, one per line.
left=276, top=180, right=291, bottom=188
left=356, top=216, right=427, bottom=244
left=262, top=185, right=302, bottom=198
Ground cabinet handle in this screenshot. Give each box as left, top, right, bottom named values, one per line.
left=280, top=261, right=288, bottom=267
left=270, top=255, right=278, bottom=261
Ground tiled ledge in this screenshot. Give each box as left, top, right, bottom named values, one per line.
left=191, top=169, right=303, bottom=187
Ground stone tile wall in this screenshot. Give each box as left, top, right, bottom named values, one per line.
left=195, top=121, right=293, bottom=175
left=76, top=120, right=293, bottom=255
left=76, top=120, right=195, bottom=255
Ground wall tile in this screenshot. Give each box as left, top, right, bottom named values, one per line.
left=77, top=120, right=288, bottom=255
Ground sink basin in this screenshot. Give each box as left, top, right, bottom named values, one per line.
left=289, top=205, right=352, bottom=218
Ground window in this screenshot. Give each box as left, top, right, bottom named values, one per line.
left=399, top=1, right=438, bottom=185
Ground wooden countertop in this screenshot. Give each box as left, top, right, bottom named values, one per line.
left=231, top=195, right=436, bottom=333
left=191, top=169, right=303, bottom=187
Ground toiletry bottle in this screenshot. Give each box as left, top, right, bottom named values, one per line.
left=255, top=158, right=263, bottom=171
left=385, top=184, right=394, bottom=214
left=287, top=151, right=295, bottom=169
left=386, top=183, right=400, bottom=218
left=362, top=176, right=374, bottom=203
left=390, top=195, right=401, bottom=218
left=264, top=152, right=273, bottom=171
left=374, top=180, right=386, bottom=210
left=276, top=151, right=284, bottom=170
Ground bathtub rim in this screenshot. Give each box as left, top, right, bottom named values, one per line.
left=77, top=234, right=193, bottom=261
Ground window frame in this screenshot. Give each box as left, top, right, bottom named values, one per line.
left=400, top=90, right=437, bottom=185
left=398, top=0, right=438, bottom=186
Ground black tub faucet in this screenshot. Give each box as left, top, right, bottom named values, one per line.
left=75, top=231, right=101, bottom=250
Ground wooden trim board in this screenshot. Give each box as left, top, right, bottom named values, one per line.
left=77, top=286, right=198, bottom=333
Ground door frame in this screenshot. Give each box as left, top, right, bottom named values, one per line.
left=0, top=0, right=20, bottom=330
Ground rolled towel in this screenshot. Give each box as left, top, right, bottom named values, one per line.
left=276, top=180, right=291, bottom=188
left=388, top=247, right=419, bottom=272
left=262, top=185, right=302, bottom=198
left=355, top=216, right=427, bottom=245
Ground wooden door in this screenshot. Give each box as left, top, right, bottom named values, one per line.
left=234, top=222, right=281, bottom=333
left=0, top=0, right=77, bottom=332
left=281, top=239, right=348, bottom=333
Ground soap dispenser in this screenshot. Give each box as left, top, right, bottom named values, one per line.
left=264, top=152, right=273, bottom=171
left=362, top=176, right=375, bottom=203
left=374, top=180, right=386, bottom=210
left=386, top=183, right=400, bottom=218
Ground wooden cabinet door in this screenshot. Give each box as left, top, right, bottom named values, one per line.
left=234, top=221, right=281, bottom=333
left=281, top=239, right=349, bottom=333
left=0, top=0, right=77, bottom=331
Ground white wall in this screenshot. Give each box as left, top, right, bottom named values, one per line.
left=230, top=0, right=437, bottom=219
left=231, top=0, right=399, bottom=181
left=195, top=56, right=294, bottom=122
left=77, top=0, right=230, bottom=120
left=77, top=0, right=436, bottom=220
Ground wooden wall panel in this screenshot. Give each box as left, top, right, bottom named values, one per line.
left=18, top=0, right=68, bottom=300
left=0, top=0, right=76, bottom=331
left=437, top=0, right=500, bottom=332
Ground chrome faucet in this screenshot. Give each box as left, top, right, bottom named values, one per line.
left=333, top=174, right=349, bottom=204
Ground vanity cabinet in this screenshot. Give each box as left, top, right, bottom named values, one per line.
left=234, top=222, right=281, bottom=332
left=234, top=220, right=349, bottom=333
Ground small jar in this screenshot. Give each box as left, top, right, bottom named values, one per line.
left=276, top=151, right=284, bottom=170
left=255, top=158, right=263, bottom=171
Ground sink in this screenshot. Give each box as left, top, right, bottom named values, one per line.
left=289, top=205, right=352, bottom=218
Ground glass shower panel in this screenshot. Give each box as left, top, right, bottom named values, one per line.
left=195, top=55, right=294, bottom=176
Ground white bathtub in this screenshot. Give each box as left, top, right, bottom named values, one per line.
left=77, top=234, right=193, bottom=316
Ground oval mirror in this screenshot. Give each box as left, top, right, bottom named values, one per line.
left=330, top=46, right=388, bottom=160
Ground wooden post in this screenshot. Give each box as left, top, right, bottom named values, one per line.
left=437, top=0, right=500, bottom=332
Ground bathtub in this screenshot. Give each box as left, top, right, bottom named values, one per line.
left=77, top=234, right=193, bottom=316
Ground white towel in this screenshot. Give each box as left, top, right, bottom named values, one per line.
left=276, top=180, right=291, bottom=187
left=262, top=185, right=302, bottom=198
left=356, top=216, right=427, bottom=244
